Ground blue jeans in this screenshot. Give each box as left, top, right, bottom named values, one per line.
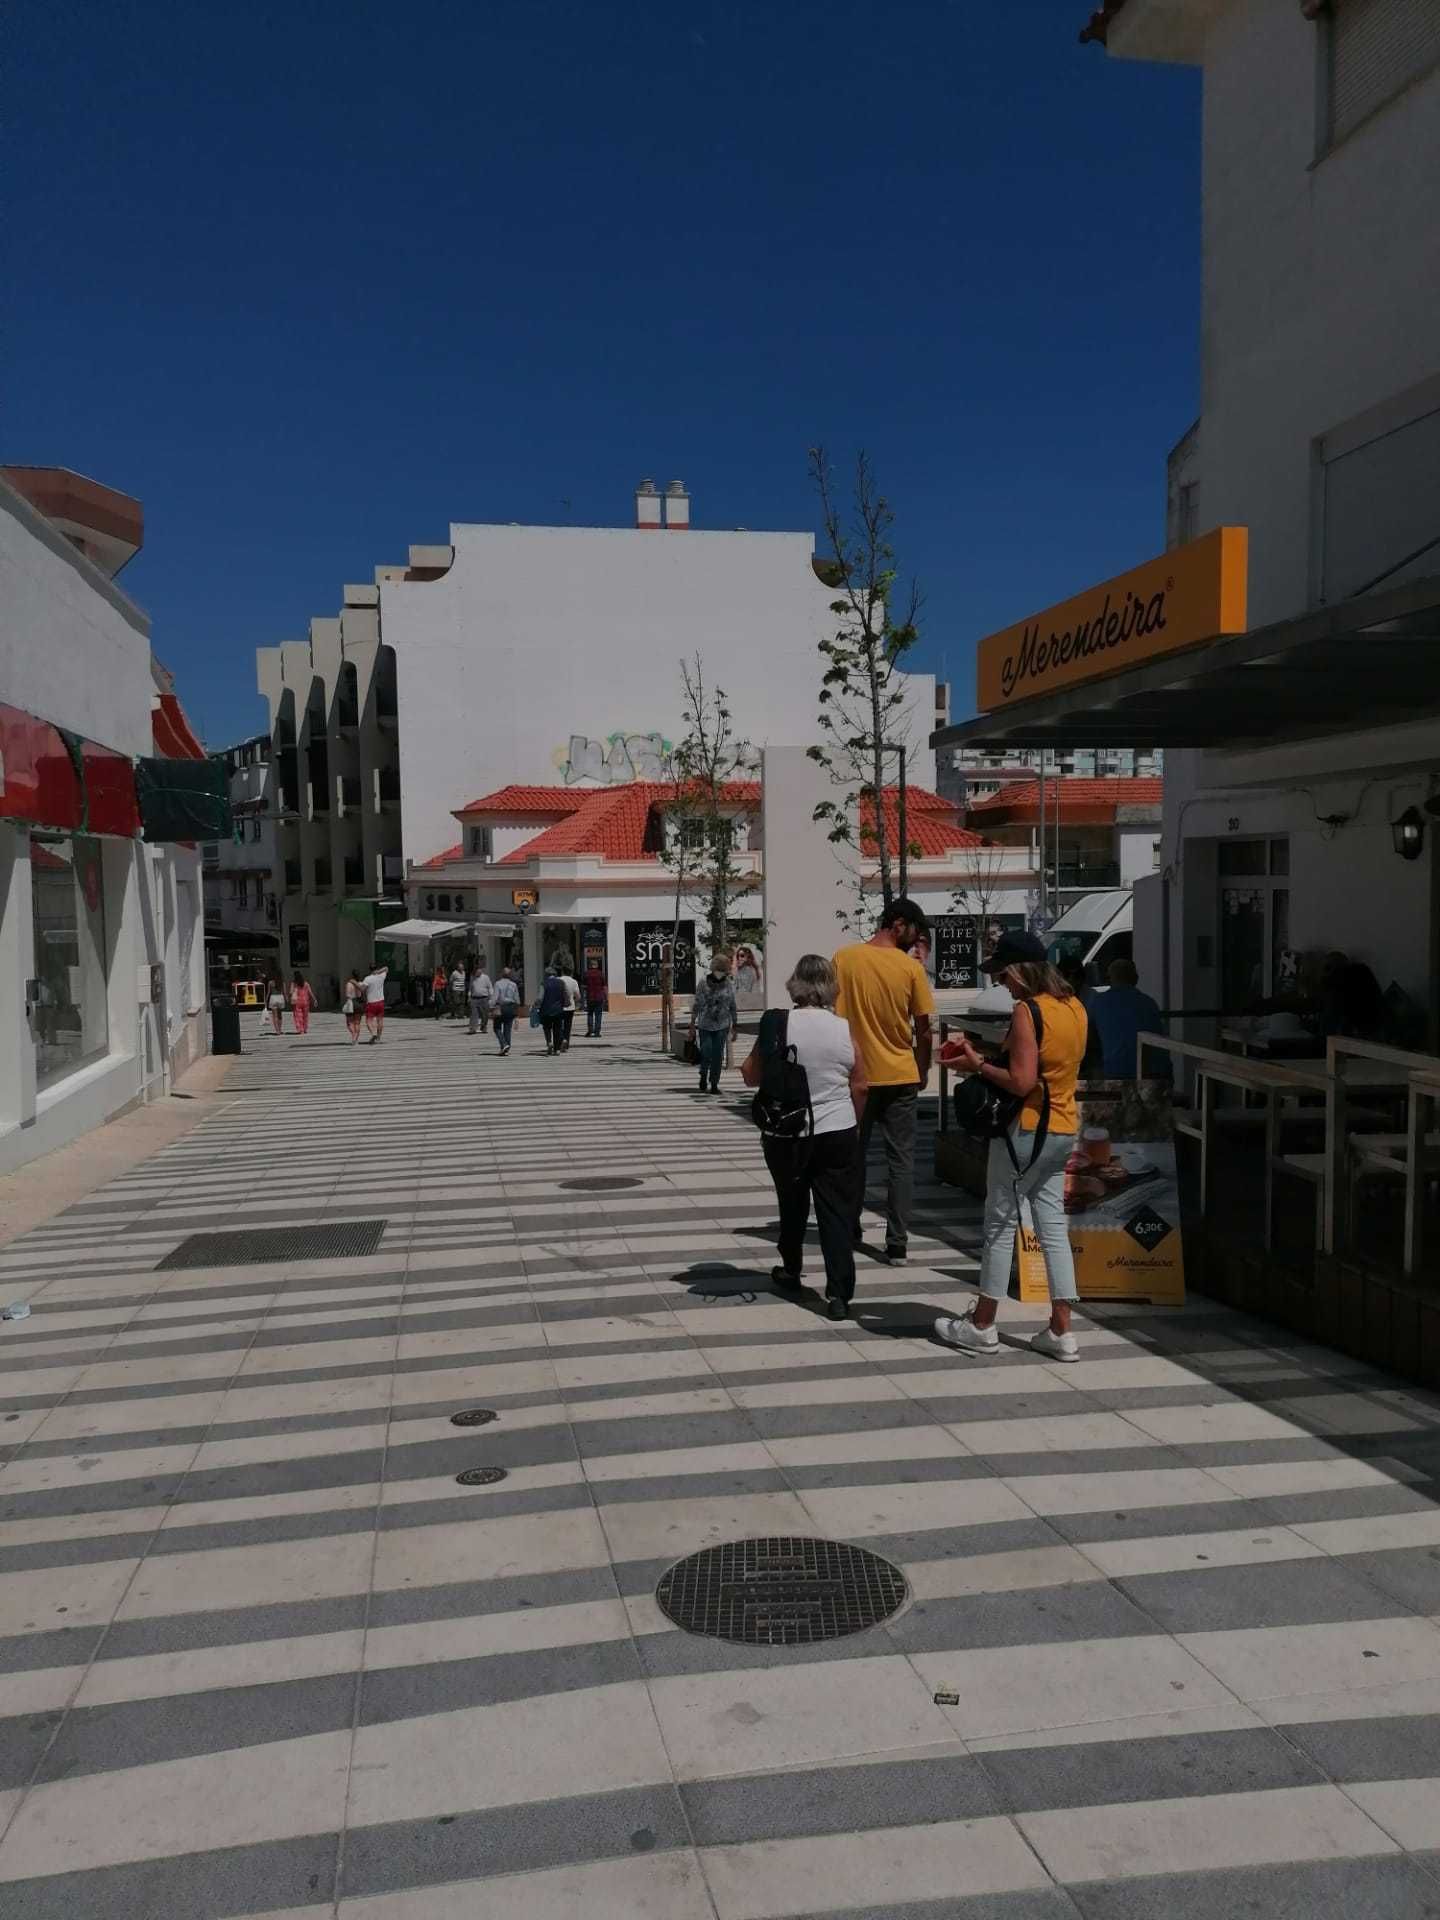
left=978, top=1129, right=1077, bottom=1303
left=697, top=1028, right=726, bottom=1089
left=494, top=1006, right=516, bottom=1051
left=586, top=1005, right=604, bottom=1035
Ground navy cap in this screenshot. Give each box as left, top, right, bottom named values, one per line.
left=982, top=930, right=1048, bottom=973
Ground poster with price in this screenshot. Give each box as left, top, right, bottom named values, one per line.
left=1018, top=1080, right=1185, bottom=1305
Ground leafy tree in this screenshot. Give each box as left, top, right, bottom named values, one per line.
left=807, top=447, right=923, bottom=926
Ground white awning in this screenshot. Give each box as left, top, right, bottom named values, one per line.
left=375, top=918, right=470, bottom=944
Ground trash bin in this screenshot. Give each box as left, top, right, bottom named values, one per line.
left=211, top=995, right=242, bottom=1055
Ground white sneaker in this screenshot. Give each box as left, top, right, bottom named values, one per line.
left=936, top=1309, right=999, bottom=1358
left=1031, top=1325, right=1080, bottom=1363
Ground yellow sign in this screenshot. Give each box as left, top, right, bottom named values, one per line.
left=510, top=887, right=538, bottom=911
left=977, top=526, right=1248, bottom=711
left=1018, top=1086, right=1186, bottom=1307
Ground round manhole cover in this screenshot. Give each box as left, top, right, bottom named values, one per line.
left=450, top=1409, right=498, bottom=1427
left=456, top=1467, right=508, bottom=1486
left=656, top=1536, right=907, bottom=1646
left=558, top=1177, right=643, bottom=1192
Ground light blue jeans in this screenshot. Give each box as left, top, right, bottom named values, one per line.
left=978, top=1129, right=1077, bottom=1303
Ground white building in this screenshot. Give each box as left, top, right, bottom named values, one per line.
left=257, top=482, right=940, bottom=986
left=0, top=468, right=210, bottom=1174
left=940, top=0, right=1440, bottom=1040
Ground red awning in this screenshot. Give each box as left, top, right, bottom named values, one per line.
left=0, top=702, right=140, bottom=837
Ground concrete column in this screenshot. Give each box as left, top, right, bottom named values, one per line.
left=0, top=823, right=36, bottom=1140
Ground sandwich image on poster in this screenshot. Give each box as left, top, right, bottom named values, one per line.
left=1018, top=1079, right=1185, bottom=1306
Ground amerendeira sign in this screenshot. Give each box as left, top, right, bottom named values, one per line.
left=977, top=526, right=1248, bottom=711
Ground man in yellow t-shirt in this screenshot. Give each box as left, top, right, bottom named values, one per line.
left=834, top=897, right=934, bottom=1264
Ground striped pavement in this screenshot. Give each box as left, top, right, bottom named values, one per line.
left=2, top=1012, right=1440, bottom=1917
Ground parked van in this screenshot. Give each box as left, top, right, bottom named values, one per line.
left=1045, top=889, right=1133, bottom=984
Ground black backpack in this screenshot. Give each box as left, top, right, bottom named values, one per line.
left=749, top=1010, right=814, bottom=1142
left=952, top=998, right=1050, bottom=1174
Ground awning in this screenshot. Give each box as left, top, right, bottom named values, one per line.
left=375, top=917, right=472, bottom=944
left=0, top=703, right=140, bottom=836
left=933, top=573, right=1440, bottom=754
left=135, top=755, right=231, bottom=843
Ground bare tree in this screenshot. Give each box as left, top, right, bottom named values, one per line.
left=951, top=839, right=1010, bottom=983
left=656, top=655, right=756, bottom=1044
left=807, top=447, right=923, bottom=925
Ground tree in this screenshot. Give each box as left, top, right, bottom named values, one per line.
left=656, top=654, right=757, bottom=1044
left=807, top=447, right=923, bottom=928
left=950, top=839, right=1010, bottom=983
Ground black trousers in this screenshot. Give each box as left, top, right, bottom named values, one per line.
left=542, top=1015, right=565, bottom=1052
left=854, top=1084, right=918, bottom=1253
left=764, top=1127, right=859, bottom=1304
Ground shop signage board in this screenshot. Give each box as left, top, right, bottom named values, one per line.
left=977, top=527, right=1248, bottom=712
left=1017, top=1081, right=1185, bottom=1305
left=930, top=913, right=1026, bottom=989
left=580, top=920, right=607, bottom=980
left=626, top=920, right=695, bottom=996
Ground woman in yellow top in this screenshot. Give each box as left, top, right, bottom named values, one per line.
left=935, top=930, right=1088, bottom=1362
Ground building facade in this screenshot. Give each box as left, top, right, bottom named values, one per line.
left=257, top=484, right=939, bottom=987
left=0, top=469, right=209, bottom=1174
left=202, top=732, right=280, bottom=977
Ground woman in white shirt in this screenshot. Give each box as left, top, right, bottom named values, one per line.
left=742, top=954, right=868, bottom=1320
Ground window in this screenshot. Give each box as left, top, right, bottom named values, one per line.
left=1313, top=379, right=1440, bottom=603
left=1218, top=836, right=1291, bottom=1007
left=250, top=816, right=263, bottom=842
left=29, top=834, right=109, bottom=1089
left=466, top=825, right=493, bottom=859
left=1323, top=0, right=1440, bottom=149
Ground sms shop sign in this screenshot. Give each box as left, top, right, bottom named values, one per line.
left=625, top=921, right=696, bottom=996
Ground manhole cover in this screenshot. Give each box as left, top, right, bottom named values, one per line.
left=656, top=1536, right=907, bottom=1646
left=450, top=1408, right=498, bottom=1427
left=456, top=1467, right=508, bottom=1486
left=155, top=1220, right=387, bottom=1271
left=558, top=1177, right=643, bottom=1192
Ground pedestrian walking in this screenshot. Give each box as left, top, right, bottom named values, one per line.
left=1086, top=956, right=1164, bottom=1079
left=493, top=966, right=520, bottom=1054
left=468, top=959, right=493, bottom=1035
left=266, top=973, right=288, bottom=1037
left=289, top=972, right=315, bottom=1035
left=536, top=967, right=567, bottom=1054
left=448, top=961, right=466, bottom=1020
left=833, top=897, right=933, bottom=1264
left=692, top=952, right=737, bottom=1093
left=361, top=964, right=389, bottom=1042
left=935, top=931, right=1088, bottom=1362
left=583, top=963, right=608, bottom=1036
left=742, top=955, right=868, bottom=1320
left=559, top=965, right=581, bottom=1050
left=430, top=963, right=447, bottom=1019
left=342, top=972, right=364, bottom=1045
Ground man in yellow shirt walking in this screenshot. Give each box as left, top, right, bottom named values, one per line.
left=834, top=898, right=934, bottom=1264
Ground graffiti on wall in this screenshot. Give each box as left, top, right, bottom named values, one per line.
left=554, top=732, right=671, bottom=785
left=553, top=731, right=764, bottom=786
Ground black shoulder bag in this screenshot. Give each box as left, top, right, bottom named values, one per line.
left=750, top=1010, right=814, bottom=1144
left=951, top=998, right=1051, bottom=1175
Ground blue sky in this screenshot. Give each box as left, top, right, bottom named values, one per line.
left=8, top=0, right=1200, bottom=745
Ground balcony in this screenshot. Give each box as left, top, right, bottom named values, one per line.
left=1055, top=862, right=1121, bottom=892
left=339, top=776, right=363, bottom=814
left=343, top=855, right=366, bottom=891
left=314, top=860, right=333, bottom=892
left=284, top=859, right=302, bottom=894
left=377, top=770, right=401, bottom=812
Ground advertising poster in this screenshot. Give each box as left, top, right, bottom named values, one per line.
left=1018, top=1080, right=1185, bottom=1305
left=931, top=913, right=1026, bottom=989
left=625, top=920, right=695, bottom=996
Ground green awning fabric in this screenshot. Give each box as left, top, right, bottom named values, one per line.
left=135, top=754, right=232, bottom=843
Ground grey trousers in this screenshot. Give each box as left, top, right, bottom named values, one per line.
left=854, top=1084, right=918, bottom=1252
left=978, top=1129, right=1078, bottom=1302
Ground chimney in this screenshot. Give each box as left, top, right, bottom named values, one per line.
left=663, top=479, right=690, bottom=530
left=635, top=478, right=661, bottom=531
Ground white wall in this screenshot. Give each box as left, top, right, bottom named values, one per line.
left=1198, top=0, right=1440, bottom=628
left=1119, top=825, right=1160, bottom=886
left=382, top=523, right=937, bottom=870
left=0, top=482, right=152, bottom=753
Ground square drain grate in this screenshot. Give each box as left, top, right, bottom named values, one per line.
left=155, top=1220, right=388, bottom=1271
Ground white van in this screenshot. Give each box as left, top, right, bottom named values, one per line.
left=1045, top=889, right=1133, bottom=984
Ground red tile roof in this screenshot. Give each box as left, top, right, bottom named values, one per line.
left=497, top=783, right=681, bottom=864
left=417, top=842, right=463, bottom=869
left=455, top=785, right=586, bottom=820
left=859, top=792, right=981, bottom=859
left=968, top=776, right=1162, bottom=827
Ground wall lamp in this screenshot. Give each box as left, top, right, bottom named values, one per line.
left=1392, top=806, right=1426, bottom=861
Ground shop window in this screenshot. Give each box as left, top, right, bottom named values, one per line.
left=29, top=834, right=109, bottom=1090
